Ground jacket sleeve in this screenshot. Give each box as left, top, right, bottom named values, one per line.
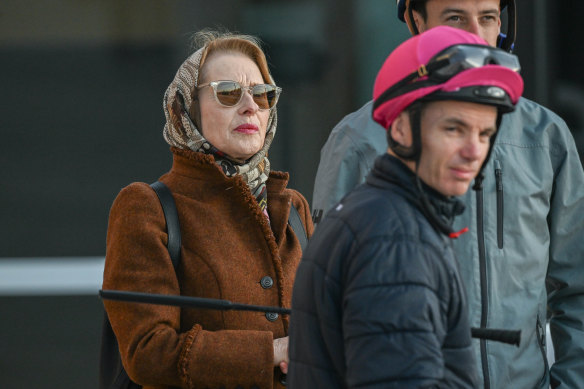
left=311, top=102, right=386, bottom=223
left=342, top=238, right=455, bottom=388
left=102, top=183, right=274, bottom=389
left=546, top=117, right=584, bottom=388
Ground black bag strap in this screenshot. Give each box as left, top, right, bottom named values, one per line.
left=153, top=179, right=304, bottom=259
left=99, top=181, right=182, bottom=389
left=150, top=181, right=181, bottom=269
left=288, top=204, right=307, bottom=252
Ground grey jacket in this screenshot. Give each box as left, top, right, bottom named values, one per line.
left=311, top=97, right=584, bottom=389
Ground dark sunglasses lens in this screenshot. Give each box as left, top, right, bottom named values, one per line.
left=458, top=47, right=519, bottom=69
left=434, top=46, right=520, bottom=79
left=490, top=52, right=520, bottom=71
left=215, top=82, right=243, bottom=106
left=252, top=85, right=278, bottom=109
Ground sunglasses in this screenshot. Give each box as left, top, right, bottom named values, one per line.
left=374, top=44, right=520, bottom=109
left=198, top=80, right=282, bottom=110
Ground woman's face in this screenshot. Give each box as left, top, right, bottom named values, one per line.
left=198, top=51, right=270, bottom=161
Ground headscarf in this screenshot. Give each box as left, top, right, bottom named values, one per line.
left=162, top=45, right=278, bottom=219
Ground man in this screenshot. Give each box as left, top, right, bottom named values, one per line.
left=311, top=1, right=584, bottom=388
left=288, top=26, right=523, bottom=388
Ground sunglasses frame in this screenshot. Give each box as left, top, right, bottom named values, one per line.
left=198, top=80, right=282, bottom=110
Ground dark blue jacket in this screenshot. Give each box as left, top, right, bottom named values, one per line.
left=289, top=154, right=478, bottom=388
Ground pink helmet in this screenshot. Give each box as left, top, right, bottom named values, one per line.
left=372, top=26, right=523, bottom=131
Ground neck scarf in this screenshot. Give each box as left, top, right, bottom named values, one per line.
left=162, top=47, right=277, bottom=220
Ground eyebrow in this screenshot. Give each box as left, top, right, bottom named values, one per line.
left=441, top=7, right=500, bottom=17
left=443, top=117, right=469, bottom=127
left=443, top=117, right=497, bottom=133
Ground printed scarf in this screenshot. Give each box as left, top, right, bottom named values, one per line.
left=162, top=47, right=277, bottom=219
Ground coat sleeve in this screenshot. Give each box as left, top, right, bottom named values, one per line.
left=546, top=117, right=584, bottom=388
left=102, top=183, right=274, bottom=389
left=342, top=238, right=452, bottom=388
left=311, top=102, right=386, bottom=223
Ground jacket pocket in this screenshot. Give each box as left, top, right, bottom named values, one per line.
left=495, top=160, right=504, bottom=249
left=536, top=315, right=550, bottom=387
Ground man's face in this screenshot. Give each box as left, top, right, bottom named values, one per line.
left=394, top=100, right=498, bottom=197
left=417, top=0, right=502, bottom=47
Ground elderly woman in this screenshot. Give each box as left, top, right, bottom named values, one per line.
left=102, top=31, right=313, bottom=389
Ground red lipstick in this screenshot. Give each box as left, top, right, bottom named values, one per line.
left=234, top=124, right=259, bottom=134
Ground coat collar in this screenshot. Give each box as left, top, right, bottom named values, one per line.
left=367, top=153, right=466, bottom=236
left=169, top=147, right=289, bottom=190
left=167, top=147, right=292, bottom=245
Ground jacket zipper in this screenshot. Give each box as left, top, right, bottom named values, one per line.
left=476, top=188, right=490, bottom=389
left=495, top=160, right=504, bottom=249
left=536, top=315, right=550, bottom=387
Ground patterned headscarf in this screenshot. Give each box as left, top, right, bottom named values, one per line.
left=162, top=44, right=278, bottom=219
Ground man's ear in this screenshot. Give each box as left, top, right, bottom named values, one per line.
left=390, top=111, right=413, bottom=147
left=406, top=9, right=425, bottom=35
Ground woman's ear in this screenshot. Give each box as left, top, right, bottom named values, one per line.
left=186, top=87, right=203, bottom=132
left=169, top=97, right=184, bottom=131
left=390, top=111, right=413, bottom=148
left=188, top=99, right=202, bottom=131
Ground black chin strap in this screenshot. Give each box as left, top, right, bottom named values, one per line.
left=414, top=165, right=458, bottom=237
left=392, top=103, right=465, bottom=238
left=407, top=105, right=457, bottom=237
left=407, top=4, right=420, bottom=35
left=498, top=0, right=516, bottom=52
left=387, top=102, right=423, bottom=161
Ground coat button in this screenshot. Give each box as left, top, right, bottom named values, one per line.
left=260, top=276, right=274, bottom=289
left=265, top=312, right=279, bottom=322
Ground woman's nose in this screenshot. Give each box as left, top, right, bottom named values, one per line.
left=238, top=88, right=259, bottom=114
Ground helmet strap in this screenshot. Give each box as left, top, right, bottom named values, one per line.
left=497, top=0, right=516, bottom=52
left=410, top=107, right=452, bottom=235
left=387, top=101, right=423, bottom=160
left=406, top=3, right=421, bottom=35
left=414, top=164, right=457, bottom=236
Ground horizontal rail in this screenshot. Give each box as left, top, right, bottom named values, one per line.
left=0, top=257, right=105, bottom=295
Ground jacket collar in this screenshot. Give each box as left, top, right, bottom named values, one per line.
left=367, top=153, right=466, bottom=236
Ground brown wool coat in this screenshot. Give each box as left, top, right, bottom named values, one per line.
left=103, top=148, right=313, bottom=389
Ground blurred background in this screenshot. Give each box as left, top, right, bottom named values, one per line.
left=1, top=0, right=582, bottom=387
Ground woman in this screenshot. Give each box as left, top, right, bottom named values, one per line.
left=102, top=30, right=313, bottom=389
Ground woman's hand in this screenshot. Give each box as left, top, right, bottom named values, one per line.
left=273, top=336, right=289, bottom=373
